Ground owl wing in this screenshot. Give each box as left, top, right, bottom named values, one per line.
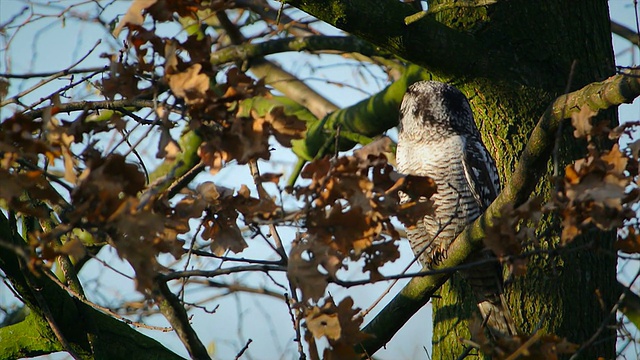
left=462, top=136, right=501, bottom=211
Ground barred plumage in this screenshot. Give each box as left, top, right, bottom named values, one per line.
left=396, top=81, right=517, bottom=337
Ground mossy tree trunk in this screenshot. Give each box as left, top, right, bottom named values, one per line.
left=426, top=1, right=617, bottom=358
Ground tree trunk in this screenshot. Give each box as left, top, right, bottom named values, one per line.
left=286, top=0, right=619, bottom=357
left=425, top=0, right=617, bottom=358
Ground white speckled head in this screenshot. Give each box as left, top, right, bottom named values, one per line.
left=398, top=81, right=477, bottom=142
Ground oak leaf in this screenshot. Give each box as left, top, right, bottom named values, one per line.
left=167, top=63, right=210, bottom=104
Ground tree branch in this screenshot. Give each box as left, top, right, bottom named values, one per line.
left=611, top=20, right=640, bottom=49
left=358, top=70, right=640, bottom=355
left=153, top=279, right=211, bottom=360
left=289, top=64, right=430, bottom=182
left=23, top=99, right=157, bottom=120
left=160, top=264, right=286, bottom=282
left=215, top=10, right=339, bottom=119
left=285, top=0, right=526, bottom=82
left=210, top=35, right=382, bottom=67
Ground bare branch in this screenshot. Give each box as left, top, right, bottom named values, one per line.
left=0, top=40, right=103, bottom=107
left=235, top=338, right=253, bottom=359
left=0, top=66, right=107, bottom=79
left=23, top=99, right=157, bottom=120
left=154, top=279, right=211, bottom=360
left=210, top=35, right=381, bottom=66
left=215, top=10, right=339, bottom=119
left=160, top=264, right=287, bottom=282
left=611, top=20, right=640, bottom=49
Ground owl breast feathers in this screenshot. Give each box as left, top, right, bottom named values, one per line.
left=396, top=80, right=517, bottom=336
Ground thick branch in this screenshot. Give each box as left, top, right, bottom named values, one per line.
left=359, top=70, right=640, bottom=354
left=210, top=35, right=381, bottom=66
left=286, top=0, right=525, bottom=82
left=292, top=64, right=429, bottom=161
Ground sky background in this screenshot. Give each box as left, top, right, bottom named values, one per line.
left=1, top=1, right=640, bottom=359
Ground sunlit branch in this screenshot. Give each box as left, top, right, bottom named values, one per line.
left=44, top=272, right=173, bottom=332
left=215, top=10, right=339, bottom=120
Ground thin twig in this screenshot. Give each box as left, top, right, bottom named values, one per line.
left=284, top=292, right=306, bottom=360
left=43, top=271, right=173, bottom=332
left=235, top=338, right=253, bottom=359
left=1, top=40, right=103, bottom=107
left=160, top=264, right=286, bottom=281
left=0, top=66, right=107, bottom=79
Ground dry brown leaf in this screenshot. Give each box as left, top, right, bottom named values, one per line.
left=202, top=208, right=247, bottom=256
left=484, top=199, right=541, bottom=277
left=287, top=241, right=330, bottom=302
left=616, top=228, right=640, bottom=254
left=306, top=306, right=341, bottom=340
left=113, top=0, right=158, bottom=37
left=196, top=181, right=221, bottom=203
left=362, top=241, right=400, bottom=281
left=601, top=144, right=627, bottom=175
left=262, top=107, right=306, bottom=147
left=354, top=136, right=396, bottom=167
left=167, top=63, right=210, bottom=104
left=571, top=106, right=597, bottom=138
left=57, top=237, right=86, bottom=259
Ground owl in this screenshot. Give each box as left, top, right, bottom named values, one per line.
left=396, top=80, right=517, bottom=336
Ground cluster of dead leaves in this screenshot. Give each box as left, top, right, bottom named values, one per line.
left=0, top=114, right=67, bottom=216
left=104, top=0, right=311, bottom=176
left=484, top=198, right=542, bottom=278
left=286, top=145, right=439, bottom=301
left=292, top=154, right=435, bottom=287
left=63, top=152, right=197, bottom=291
left=553, top=107, right=640, bottom=248
left=284, top=147, right=438, bottom=358
left=303, top=296, right=371, bottom=360
left=199, top=181, right=279, bottom=256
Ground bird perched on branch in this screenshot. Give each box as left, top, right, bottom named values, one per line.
left=396, top=80, right=517, bottom=337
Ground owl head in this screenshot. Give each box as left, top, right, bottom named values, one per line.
left=398, top=81, right=478, bottom=141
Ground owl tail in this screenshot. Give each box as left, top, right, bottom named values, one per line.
left=462, top=250, right=518, bottom=337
